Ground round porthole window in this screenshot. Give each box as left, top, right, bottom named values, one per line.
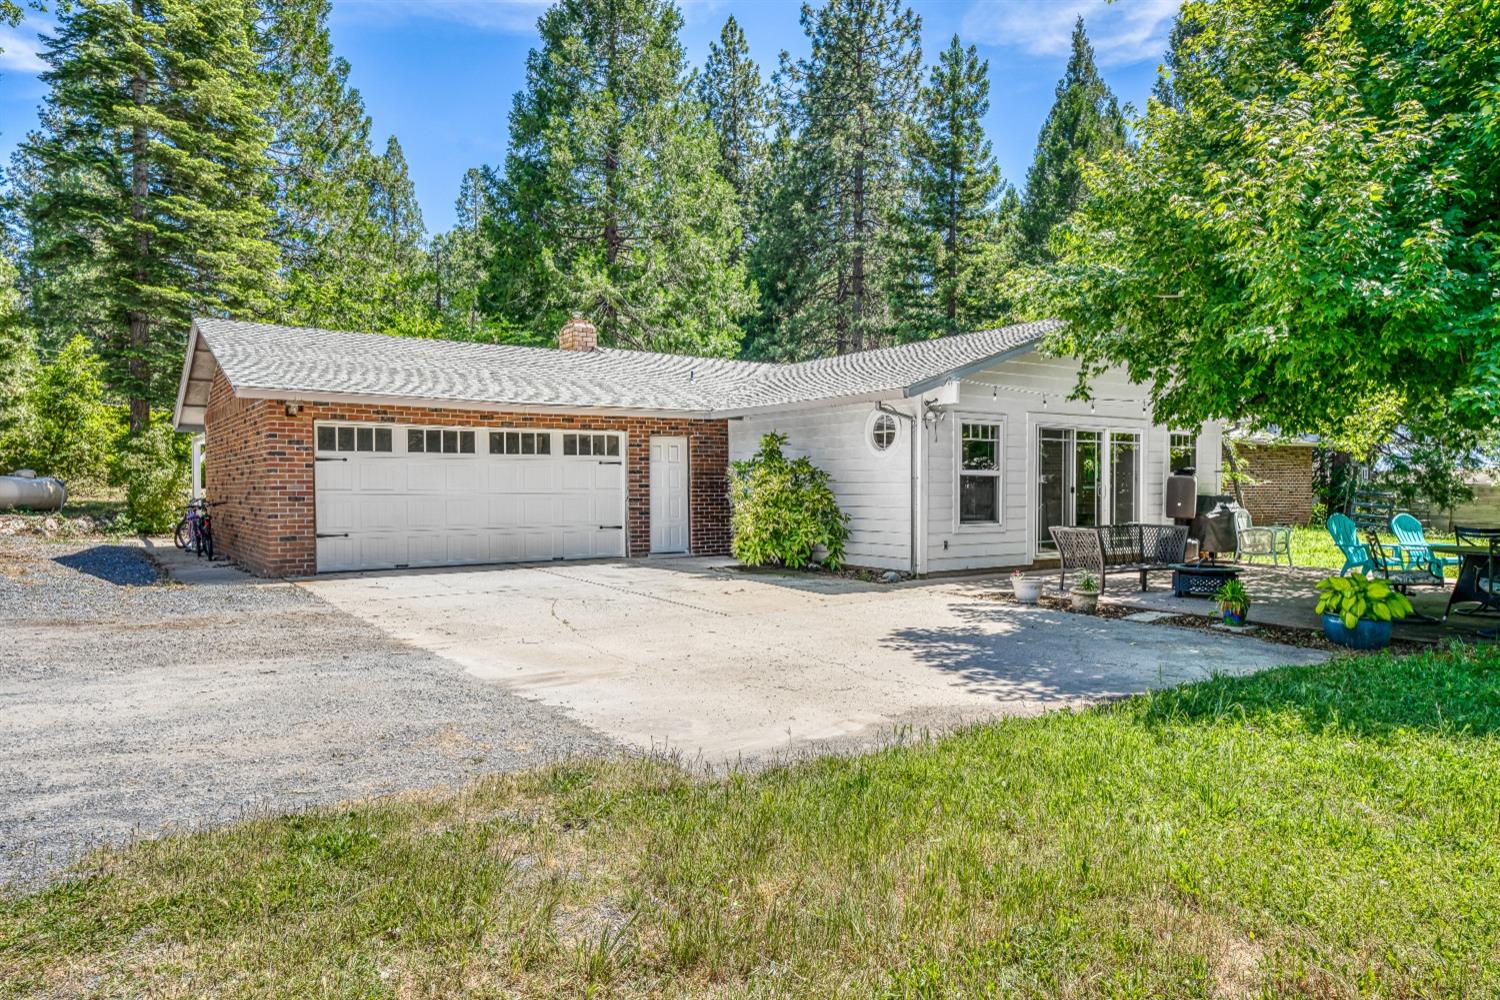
left=870, top=412, right=898, bottom=452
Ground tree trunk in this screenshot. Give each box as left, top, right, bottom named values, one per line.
left=127, top=0, right=151, bottom=433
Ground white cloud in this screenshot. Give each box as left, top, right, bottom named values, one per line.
left=961, top=0, right=1179, bottom=68
left=0, top=24, right=47, bottom=73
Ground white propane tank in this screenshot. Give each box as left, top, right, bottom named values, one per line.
left=0, top=469, right=67, bottom=512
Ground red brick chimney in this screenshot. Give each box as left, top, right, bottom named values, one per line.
left=558, top=313, right=597, bottom=352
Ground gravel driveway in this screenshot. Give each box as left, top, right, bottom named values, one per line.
left=0, top=537, right=613, bottom=888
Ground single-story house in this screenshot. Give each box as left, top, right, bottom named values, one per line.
left=172, top=316, right=1222, bottom=577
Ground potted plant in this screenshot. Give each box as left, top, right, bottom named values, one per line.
left=1070, top=571, right=1100, bottom=613
left=1315, top=574, right=1413, bottom=650
left=1011, top=570, right=1043, bottom=605
left=1213, top=579, right=1251, bottom=626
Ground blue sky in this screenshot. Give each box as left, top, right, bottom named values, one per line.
left=0, top=0, right=1178, bottom=234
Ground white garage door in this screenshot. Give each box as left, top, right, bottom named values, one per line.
left=314, top=422, right=626, bottom=573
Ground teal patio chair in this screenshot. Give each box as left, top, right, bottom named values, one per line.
left=1391, top=512, right=1460, bottom=580
left=1327, top=512, right=1379, bottom=575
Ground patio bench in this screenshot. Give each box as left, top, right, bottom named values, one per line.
left=1050, top=524, right=1190, bottom=593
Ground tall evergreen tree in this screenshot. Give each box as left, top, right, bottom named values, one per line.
left=748, top=0, right=922, bottom=358
left=1019, top=17, right=1126, bottom=261
left=20, top=0, right=276, bottom=429
left=696, top=15, right=770, bottom=246
left=257, top=0, right=430, bottom=335
left=484, top=0, right=751, bottom=356
left=430, top=167, right=495, bottom=337
left=890, top=34, right=1016, bottom=338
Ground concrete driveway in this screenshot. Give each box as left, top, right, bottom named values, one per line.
left=303, top=558, right=1328, bottom=761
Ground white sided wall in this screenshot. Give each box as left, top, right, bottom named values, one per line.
left=921, top=352, right=1221, bottom=573
left=728, top=400, right=916, bottom=571
left=726, top=350, right=1223, bottom=575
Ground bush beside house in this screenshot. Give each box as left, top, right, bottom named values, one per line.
left=728, top=432, right=849, bottom=570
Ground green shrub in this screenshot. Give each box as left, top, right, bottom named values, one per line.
left=13, top=334, right=121, bottom=485
left=728, top=432, right=849, bottom=570
left=1315, top=574, right=1414, bottom=630
left=115, top=420, right=190, bottom=534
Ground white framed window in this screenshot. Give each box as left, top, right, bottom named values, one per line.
left=959, top=421, right=1002, bottom=525
left=562, top=432, right=621, bottom=457
left=490, top=430, right=552, bottom=456
left=868, top=411, right=898, bottom=453
left=1169, top=430, right=1197, bottom=473
left=406, top=427, right=475, bottom=455
left=316, top=422, right=392, bottom=454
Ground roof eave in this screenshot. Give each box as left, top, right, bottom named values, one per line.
left=229, top=385, right=717, bottom=420
left=902, top=340, right=1042, bottom=399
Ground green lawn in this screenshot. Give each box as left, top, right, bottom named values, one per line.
left=5, top=646, right=1500, bottom=998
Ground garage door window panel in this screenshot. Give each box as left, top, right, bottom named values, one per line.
left=318, top=423, right=392, bottom=454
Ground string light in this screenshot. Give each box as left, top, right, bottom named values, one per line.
left=948, top=376, right=1155, bottom=408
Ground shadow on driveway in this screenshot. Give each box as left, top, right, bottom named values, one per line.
left=882, top=598, right=1328, bottom=706
left=53, top=545, right=160, bottom=586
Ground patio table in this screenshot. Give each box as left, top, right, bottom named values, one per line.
left=1427, top=540, right=1500, bottom=637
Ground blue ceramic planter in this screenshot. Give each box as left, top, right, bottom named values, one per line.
left=1321, top=613, right=1392, bottom=650
left=1221, top=606, right=1249, bottom=627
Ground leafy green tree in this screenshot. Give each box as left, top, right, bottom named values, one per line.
left=696, top=14, right=770, bottom=253
left=16, top=333, right=120, bottom=486
left=748, top=0, right=923, bottom=359
left=0, top=250, right=33, bottom=466
left=484, top=0, right=751, bottom=356
left=115, top=417, right=190, bottom=533
left=1019, top=17, right=1126, bottom=260
left=1042, top=0, right=1500, bottom=445
left=19, top=0, right=276, bottom=430
left=889, top=35, right=1017, bottom=338
left=729, top=432, right=849, bottom=569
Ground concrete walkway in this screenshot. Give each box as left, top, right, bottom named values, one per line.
left=303, top=558, right=1329, bottom=762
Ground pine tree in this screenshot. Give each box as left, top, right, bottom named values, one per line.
left=258, top=0, right=432, bottom=336
left=0, top=241, right=32, bottom=465
left=430, top=167, right=494, bottom=338
left=1019, top=17, right=1126, bottom=261
left=19, top=0, right=276, bottom=429
left=485, top=0, right=752, bottom=356
left=696, top=15, right=770, bottom=246
left=890, top=34, right=1016, bottom=339
left=748, top=0, right=923, bottom=358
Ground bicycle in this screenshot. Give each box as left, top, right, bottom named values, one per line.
left=174, top=498, right=220, bottom=561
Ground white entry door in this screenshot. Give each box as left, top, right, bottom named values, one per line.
left=650, top=436, right=689, bottom=554
left=314, top=422, right=626, bottom=573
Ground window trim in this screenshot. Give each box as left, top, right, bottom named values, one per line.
left=314, top=420, right=395, bottom=455
left=866, top=410, right=899, bottom=455
left=488, top=429, right=555, bottom=457
left=954, top=416, right=1004, bottom=530
left=1168, top=428, right=1197, bottom=475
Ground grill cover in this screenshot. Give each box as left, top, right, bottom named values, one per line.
left=1192, top=495, right=1243, bottom=554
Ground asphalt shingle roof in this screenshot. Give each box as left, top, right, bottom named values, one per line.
left=184, top=317, right=1061, bottom=420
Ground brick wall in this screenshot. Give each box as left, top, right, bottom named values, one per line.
left=203, top=367, right=731, bottom=576
left=1228, top=442, right=1315, bottom=526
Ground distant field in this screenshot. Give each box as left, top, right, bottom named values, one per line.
left=4, top=645, right=1498, bottom=998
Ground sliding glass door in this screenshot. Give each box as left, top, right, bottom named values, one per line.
left=1037, top=427, right=1141, bottom=551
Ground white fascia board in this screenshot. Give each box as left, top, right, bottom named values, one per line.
left=229, top=385, right=716, bottom=421
left=902, top=341, right=1042, bottom=398
left=171, top=321, right=203, bottom=432
left=712, top=388, right=907, bottom=419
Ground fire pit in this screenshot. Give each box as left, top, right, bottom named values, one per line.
left=1170, top=561, right=1240, bottom=598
